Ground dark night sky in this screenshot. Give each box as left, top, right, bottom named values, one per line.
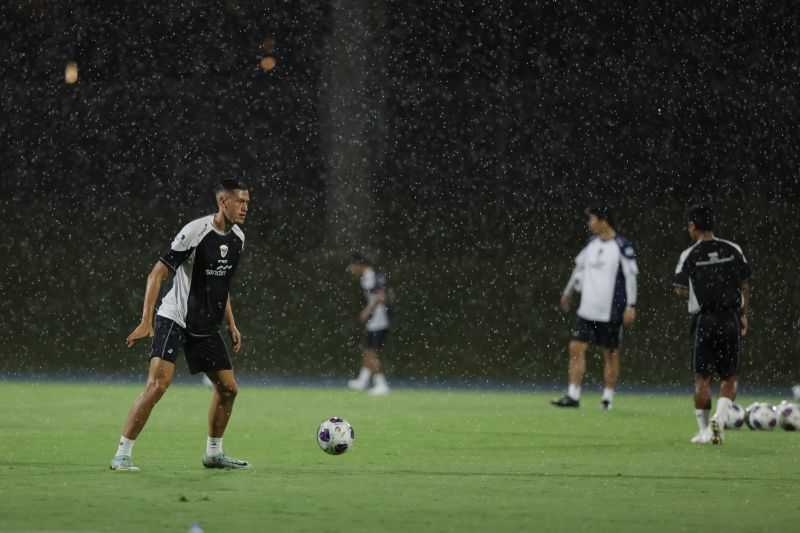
left=1, top=1, right=798, bottom=384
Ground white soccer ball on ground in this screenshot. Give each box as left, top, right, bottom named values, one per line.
left=724, top=403, right=746, bottom=429
left=746, top=402, right=777, bottom=430
left=316, top=416, right=355, bottom=455
left=777, top=402, right=800, bottom=431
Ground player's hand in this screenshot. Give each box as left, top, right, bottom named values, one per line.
left=229, top=325, right=242, bottom=353
left=559, top=295, right=571, bottom=313
left=359, top=310, right=371, bottom=323
left=740, top=315, right=748, bottom=337
left=126, top=320, right=154, bottom=347
left=623, top=307, right=636, bottom=326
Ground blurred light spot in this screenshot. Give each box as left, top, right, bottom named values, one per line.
left=64, top=61, right=78, bottom=84
left=260, top=56, right=277, bottom=71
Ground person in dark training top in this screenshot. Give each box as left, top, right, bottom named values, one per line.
left=673, top=204, right=751, bottom=445
left=110, top=179, right=251, bottom=471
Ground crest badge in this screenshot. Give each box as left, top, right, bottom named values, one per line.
left=220, top=244, right=229, bottom=258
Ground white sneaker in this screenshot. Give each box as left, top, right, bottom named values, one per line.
left=793, top=385, right=800, bottom=401
left=690, top=429, right=712, bottom=444
left=710, top=416, right=724, bottom=445
left=367, top=383, right=390, bottom=396
left=347, top=379, right=369, bottom=391
left=202, top=375, right=214, bottom=388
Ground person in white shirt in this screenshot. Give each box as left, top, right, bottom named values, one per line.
left=552, top=207, right=638, bottom=410
left=346, top=253, right=391, bottom=396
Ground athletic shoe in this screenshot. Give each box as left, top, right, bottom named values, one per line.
left=792, top=385, right=800, bottom=401
left=550, top=395, right=580, bottom=408
left=690, top=430, right=712, bottom=444
left=710, top=416, right=724, bottom=445
left=110, top=455, right=140, bottom=472
left=347, top=379, right=370, bottom=391
left=367, top=383, right=390, bottom=396
left=202, top=454, right=250, bottom=469
left=202, top=375, right=214, bottom=388
left=601, top=399, right=612, bottom=411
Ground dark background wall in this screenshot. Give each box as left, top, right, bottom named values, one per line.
left=1, top=1, right=799, bottom=387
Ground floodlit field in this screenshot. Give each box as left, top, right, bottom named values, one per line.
left=1, top=382, right=798, bottom=532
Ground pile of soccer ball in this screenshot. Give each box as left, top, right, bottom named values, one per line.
left=724, top=401, right=800, bottom=431
left=316, top=416, right=355, bottom=455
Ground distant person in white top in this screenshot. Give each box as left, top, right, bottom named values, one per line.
left=553, top=207, right=638, bottom=410
left=346, top=253, right=391, bottom=396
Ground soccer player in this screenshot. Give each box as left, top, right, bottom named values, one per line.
left=346, top=253, right=391, bottom=396
left=110, top=178, right=251, bottom=471
left=552, top=207, right=638, bottom=410
left=673, top=204, right=751, bottom=445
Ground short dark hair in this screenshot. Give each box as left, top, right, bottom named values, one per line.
left=215, top=178, right=248, bottom=195
left=585, top=206, right=614, bottom=228
left=687, top=204, right=715, bottom=231
left=349, top=252, right=371, bottom=265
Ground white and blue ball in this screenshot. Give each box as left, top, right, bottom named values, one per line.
left=745, top=402, right=777, bottom=431
left=316, top=416, right=355, bottom=455
left=777, top=402, right=800, bottom=431
left=724, top=403, right=746, bottom=430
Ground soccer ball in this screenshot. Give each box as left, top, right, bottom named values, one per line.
left=777, top=402, right=800, bottom=431
left=746, top=402, right=777, bottom=430
left=724, top=403, right=746, bottom=429
left=316, top=416, right=355, bottom=455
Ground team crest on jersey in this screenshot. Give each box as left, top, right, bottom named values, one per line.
left=220, top=244, right=229, bottom=258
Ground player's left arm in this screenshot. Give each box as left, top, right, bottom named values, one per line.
left=620, top=242, right=638, bottom=326
left=225, top=295, right=242, bottom=353
left=740, top=281, right=750, bottom=337
left=359, top=289, right=385, bottom=323
left=737, top=247, right=752, bottom=337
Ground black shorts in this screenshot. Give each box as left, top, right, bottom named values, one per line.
left=363, top=329, right=389, bottom=351
left=150, top=316, right=232, bottom=374
left=691, top=311, right=741, bottom=379
left=571, top=317, right=623, bottom=350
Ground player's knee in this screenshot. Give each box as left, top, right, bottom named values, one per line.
left=568, top=342, right=584, bottom=358
left=217, top=381, right=238, bottom=399
left=146, top=378, right=171, bottom=398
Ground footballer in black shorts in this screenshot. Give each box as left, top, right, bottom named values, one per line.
left=112, top=179, right=251, bottom=472
left=150, top=316, right=233, bottom=374
left=673, top=204, right=751, bottom=445
left=552, top=207, right=639, bottom=410
left=571, top=317, right=623, bottom=350
left=363, top=329, right=389, bottom=352
left=690, top=310, right=741, bottom=379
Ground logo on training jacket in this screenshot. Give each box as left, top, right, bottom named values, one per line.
left=220, top=244, right=229, bottom=258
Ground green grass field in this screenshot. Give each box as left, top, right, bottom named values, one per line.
left=1, top=382, right=798, bottom=533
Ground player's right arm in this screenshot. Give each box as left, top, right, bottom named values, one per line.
left=672, top=248, right=691, bottom=298
left=560, top=247, right=586, bottom=312
left=126, top=261, right=171, bottom=347
left=125, top=219, right=202, bottom=347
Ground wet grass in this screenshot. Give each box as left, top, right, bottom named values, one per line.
left=0, top=382, right=798, bottom=532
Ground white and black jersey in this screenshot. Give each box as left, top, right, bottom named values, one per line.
left=673, top=237, right=751, bottom=315
left=156, top=215, right=245, bottom=335
left=361, top=268, right=390, bottom=332
left=564, top=235, right=638, bottom=323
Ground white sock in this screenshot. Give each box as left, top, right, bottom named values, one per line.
left=355, top=367, right=372, bottom=384
left=373, top=373, right=388, bottom=388
left=116, top=436, right=135, bottom=457
left=602, top=387, right=614, bottom=402
left=715, top=397, right=733, bottom=424
left=695, top=409, right=710, bottom=432
left=206, top=437, right=223, bottom=457
left=568, top=384, right=581, bottom=400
